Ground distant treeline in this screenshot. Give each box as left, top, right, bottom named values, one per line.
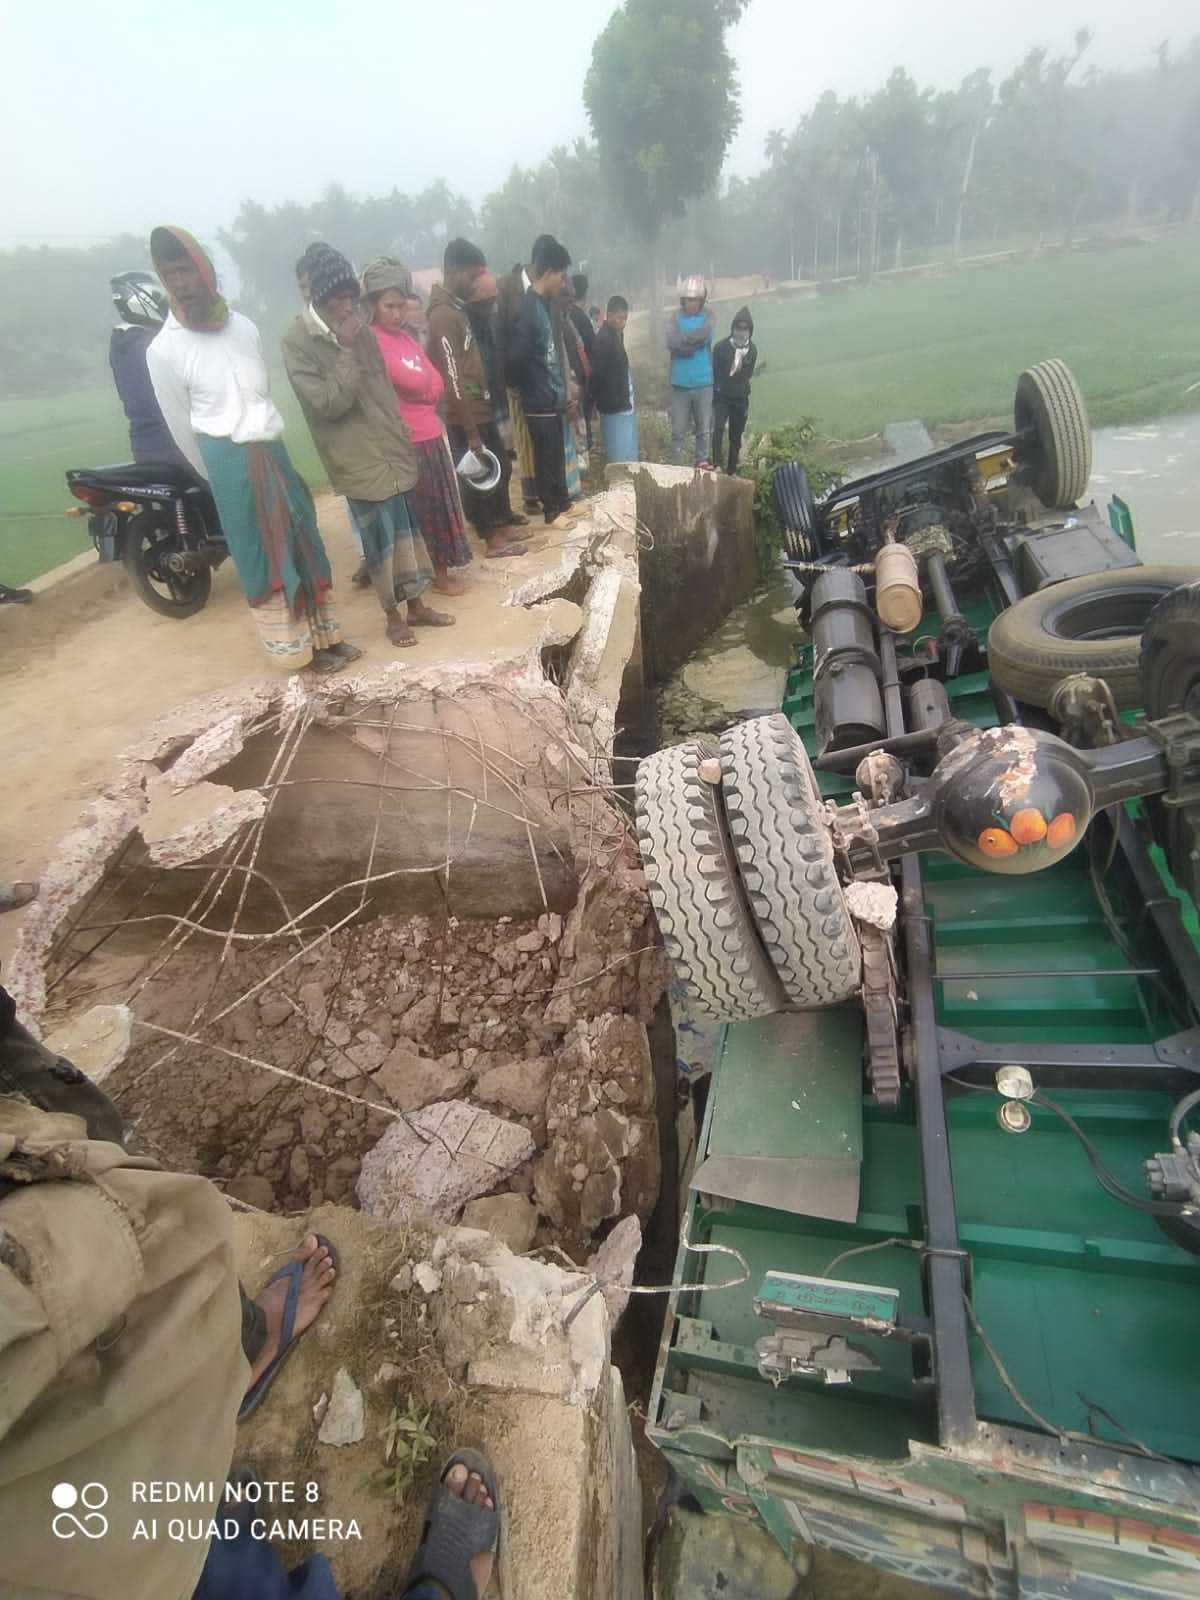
left=4, top=33, right=1199, bottom=397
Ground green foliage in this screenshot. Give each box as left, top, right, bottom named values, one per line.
left=369, top=1397, right=436, bottom=1502
left=584, top=0, right=749, bottom=247
left=738, top=421, right=840, bottom=576
left=637, top=409, right=673, bottom=464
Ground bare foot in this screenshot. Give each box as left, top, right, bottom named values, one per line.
left=432, top=573, right=470, bottom=596
left=427, top=1463, right=495, bottom=1600
left=409, top=600, right=456, bottom=627
left=545, top=513, right=576, bottom=531
left=0, top=881, right=38, bottom=913
left=245, top=1236, right=336, bottom=1397
left=387, top=619, right=418, bottom=647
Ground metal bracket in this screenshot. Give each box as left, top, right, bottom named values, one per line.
left=1141, top=712, right=1200, bottom=808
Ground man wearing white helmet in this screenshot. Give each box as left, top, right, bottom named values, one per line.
left=664, top=274, right=716, bottom=467
left=108, top=270, right=190, bottom=468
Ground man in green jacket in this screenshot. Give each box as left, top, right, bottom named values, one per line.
left=282, top=248, right=454, bottom=648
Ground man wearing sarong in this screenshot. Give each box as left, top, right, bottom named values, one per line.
left=281, top=248, right=454, bottom=648
left=146, top=226, right=360, bottom=674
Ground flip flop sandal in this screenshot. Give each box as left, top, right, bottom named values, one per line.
left=484, top=542, right=529, bottom=559
left=410, top=607, right=457, bottom=627
left=388, top=623, right=419, bottom=647
left=238, top=1234, right=339, bottom=1421
left=501, top=513, right=531, bottom=528
left=351, top=563, right=372, bottom=589
left=405, top=1449, right=501, bottom=1600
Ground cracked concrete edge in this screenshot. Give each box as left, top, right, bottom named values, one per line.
left=12, top=490, right=645, bottom=1029
left=507, top=482, right=639, bottom=609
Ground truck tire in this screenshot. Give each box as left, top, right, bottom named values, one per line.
left=772, top=461, right=819, bottom=560
left=720, top=714, right=861, bottom=1007
left=1014, top=358, right=1092, bottom=509
left=1140, top=581, right=1200, bottom=719
left=989, top=566, right=1200, bottom=710
left=636, top=739, right=785, bottom=1020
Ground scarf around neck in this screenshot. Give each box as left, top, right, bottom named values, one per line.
left=150, top=225, right=230, bottom=332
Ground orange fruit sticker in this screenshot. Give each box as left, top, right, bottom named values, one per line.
left=978, top=827, right=1019, bottom=859
left=1009, top=808, right=1048, bottom=845
left=1046, top=812, right=1077, bottom=850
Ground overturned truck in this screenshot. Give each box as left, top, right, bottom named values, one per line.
left=636, top=361, right=1200, bottom=1596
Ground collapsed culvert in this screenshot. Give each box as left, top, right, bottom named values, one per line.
left=14, top=660, right=670, bottom=1268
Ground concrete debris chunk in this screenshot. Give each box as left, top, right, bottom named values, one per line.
left=474, top=1055, right=553, bottom=1119
left=357, top=1100, right=536, bottom=1223
left=461, top=1192, right=539, bottom=1255
left=317, top=1367, right=364, bottom=1446
left=41, top=1004, right=133, bottom=1085
left=373, top=1045, right=470, bottom=1113
left=585, top=1214, right=642, bottom=1326
left=844, top=879, right=898, bottom=931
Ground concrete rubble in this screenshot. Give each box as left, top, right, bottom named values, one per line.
left=12, top=471, right=764, bottom=1600
left=357, top=1099, right=537, bottom=1223
left=41, top=1003, right=133, bottom=1084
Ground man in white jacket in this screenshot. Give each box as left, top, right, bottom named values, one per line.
left=146, top=225, right=360, bottom=674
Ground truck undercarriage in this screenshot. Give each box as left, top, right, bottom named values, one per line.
left=636, top=362, right=1200, bottom=1596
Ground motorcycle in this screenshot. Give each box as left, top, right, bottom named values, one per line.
left=64, top=461, right=227, bottom=618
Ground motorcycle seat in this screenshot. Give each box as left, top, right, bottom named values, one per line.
left=67, top=461, right=203, bottom=491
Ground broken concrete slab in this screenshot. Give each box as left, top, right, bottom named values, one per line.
left=141, top=779, right=267, bottom=869
left=41, top=1003, right=133, bottom=1084
left=611, top=461, right=758, bottom=684
left=356, top=1099, right=536, bottom=1222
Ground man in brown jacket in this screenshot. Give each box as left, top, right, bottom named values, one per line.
left=282, top=247, right=453, bottom=648
left=426, top=239, right=526, bottom=554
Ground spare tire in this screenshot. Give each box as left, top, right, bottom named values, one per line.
left=1014, top=358, right=1092, bottom=509
left=989, top=566, right=1200, bottom=710
left=772, top=461, right=819, bottom=560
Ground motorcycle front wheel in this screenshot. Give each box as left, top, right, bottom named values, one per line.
left=122, top=512, right=212, bottom=618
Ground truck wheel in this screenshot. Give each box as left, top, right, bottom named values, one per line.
left=1014, top=358, right=1092, bottom=509
left=989, top=566, right=1200, bottom=710
left=772, top=462, right=819, bottom=560
left=636, top=740, right=785, bottom=1020
left=720, top=714, right=861, bottom=1007
left=1141, top=581, right=1200, bottom=719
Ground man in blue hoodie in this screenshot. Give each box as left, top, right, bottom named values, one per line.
left=664, top=274, right=716, bottom=467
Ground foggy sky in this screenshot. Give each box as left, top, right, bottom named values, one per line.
left=2, top=0, right=1192, bottom=254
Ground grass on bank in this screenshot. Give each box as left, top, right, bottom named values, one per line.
left=3, top=232, right=1200, bottom=585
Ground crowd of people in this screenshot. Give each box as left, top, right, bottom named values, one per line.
left=108, top=227, right=762, bottom=675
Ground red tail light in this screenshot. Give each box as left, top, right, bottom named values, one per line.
left=69, top=483, right=112, bottom=508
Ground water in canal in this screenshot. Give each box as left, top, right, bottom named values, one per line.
left=657, top=413, right=1200, bottom=740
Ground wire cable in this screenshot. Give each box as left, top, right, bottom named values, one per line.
left=1032, top=1091, right=1190, bottom=1218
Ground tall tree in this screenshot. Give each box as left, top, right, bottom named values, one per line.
left=584, top=0, right=750, bottom=305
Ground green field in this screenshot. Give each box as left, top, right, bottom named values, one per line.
left=0, top=380, right=322, bottom=586
left=4, top=234, right=1200, bottom=584
left=729, top=232, right=1200, bottom=441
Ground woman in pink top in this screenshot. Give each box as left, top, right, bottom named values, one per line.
left=363, top=257, right=472, bottom=595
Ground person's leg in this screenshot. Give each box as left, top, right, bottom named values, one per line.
left=694, top=386, right=714, bottom=466
left=400, top=1457, right=498, bottom=1600
left=711, top=395, right=729, bottom=473
left=727, top=399, right=748, bottom=473
left=242, top=1235, right=337, bottom=1397
left=669, top=387, right=689, bottom=464
left=528, top=414, right=571, bottom=526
